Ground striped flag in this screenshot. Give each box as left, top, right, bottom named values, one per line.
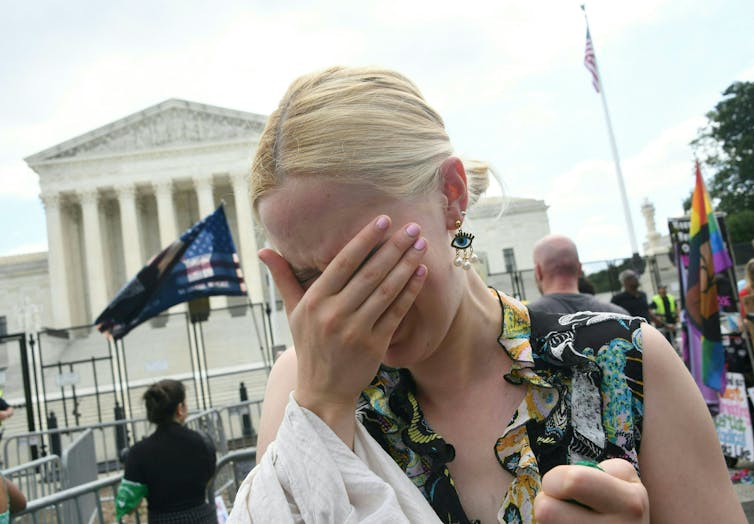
left=95, top=205, right=247, bottom=339
left=685, top=161, right=733, bottom=394
left=584, top=28, right=600, bottom=92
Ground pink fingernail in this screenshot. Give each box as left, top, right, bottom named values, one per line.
left=415, top=265, right=427, bottom=277
left=405, top=223, right=420, bottom=237
left=413, top=237, right=426, bottom=250
left=376, top=216, right=389, bottom=230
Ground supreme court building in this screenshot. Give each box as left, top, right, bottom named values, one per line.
left=25, top=99, right=268, bottom=329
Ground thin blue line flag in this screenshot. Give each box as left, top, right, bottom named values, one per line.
left=95, top=205, right=247, bottom=339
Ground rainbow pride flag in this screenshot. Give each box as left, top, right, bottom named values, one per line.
left=685, top=161, right=732, bottom=394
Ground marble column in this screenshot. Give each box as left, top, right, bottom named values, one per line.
left=193, top=176, right=215, bottom=217
left=231, top=173, right=263, bottom=302
left=152, top=179, right=183, bottom=314
left=193, top=176, right=224, bottom=308
left=79, top=188, right=109, bottom=319
left=116, top=184, right=144, bottom=278
left=40, top=193, right=73, bottom=328
left=153, top=180, right=178, bottom=248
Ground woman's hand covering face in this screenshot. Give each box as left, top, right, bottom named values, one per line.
left=258, top=214, right=429, bottom=418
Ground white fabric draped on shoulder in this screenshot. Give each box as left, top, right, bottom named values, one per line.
left=228, top=394, right=441, bottom=523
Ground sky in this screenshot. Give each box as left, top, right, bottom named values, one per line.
left=1, top=0, right=753, bottom=264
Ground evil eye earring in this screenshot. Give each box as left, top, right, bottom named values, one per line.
left=451, top=211, right=478, bottom=270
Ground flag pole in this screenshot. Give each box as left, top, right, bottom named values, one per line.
left=581, top=5, right=640, bottom=258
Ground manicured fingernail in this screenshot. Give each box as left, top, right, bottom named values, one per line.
left=413, top=237, right=426, bottom=250
left=414, top=265, right=427, bottom=277
left=405, top=223, right=420, bottom=237
left=376, top=216, right=389, bottom=230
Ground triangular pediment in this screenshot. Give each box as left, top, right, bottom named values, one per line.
left=26, top=99, right=268, bottom=164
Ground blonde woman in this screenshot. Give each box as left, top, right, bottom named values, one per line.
left=229, top=67, right=744, bottom=523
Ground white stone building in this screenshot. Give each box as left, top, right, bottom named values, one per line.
left=24, top=99, right=268, bottom=329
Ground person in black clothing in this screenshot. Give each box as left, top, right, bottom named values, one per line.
left=611, top=269, right=655, bottom=322
left=116, top=379, right=217, bottom=523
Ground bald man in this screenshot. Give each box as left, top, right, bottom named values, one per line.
left=527, top=234, right=629, bottom=315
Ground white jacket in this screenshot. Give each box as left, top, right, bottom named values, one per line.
left=228, top=394, right=441, bottom=523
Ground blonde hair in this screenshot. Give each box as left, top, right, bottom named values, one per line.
left=746, top=258, right=754, bottom=289
left=250, top=66, right=491, bottom=215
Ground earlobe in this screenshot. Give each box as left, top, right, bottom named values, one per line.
left=440, top=157, right=469, bottom=229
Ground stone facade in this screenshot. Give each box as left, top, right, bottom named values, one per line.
left=25, top=99, right=269, bottom=328
left=467, top=196, right=550, bottom=274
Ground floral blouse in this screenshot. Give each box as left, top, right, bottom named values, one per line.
left=358, top=289, right=645, bottom=524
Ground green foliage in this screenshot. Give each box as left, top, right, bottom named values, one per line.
left=726, top=209, right=754, bottom=244
left=584, top=258, right=633, bottom=294
left=692, top=81, right=754, bottom=242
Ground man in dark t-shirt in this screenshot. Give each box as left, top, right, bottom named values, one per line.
left=611, top=269, right=653, bottom=321
left=528, top=235, right=629, bottom=315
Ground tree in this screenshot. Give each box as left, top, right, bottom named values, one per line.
left=691, top=81, right=754, bottom=243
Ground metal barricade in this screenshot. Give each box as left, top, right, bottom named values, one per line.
left=9, top=449, right=256, bottom=523
left=215, top=399, right=263, bottom=450
left=1, top=455, right=64, bottom=502
left=4, top=417, right=152, bottom=473
left=11, top=474, right=142, bottom=524
left=61, top=429, right=97, bottom=523
left=185, top=409, right=228, bottom=455
left=207, top=447, right=256, bottom=517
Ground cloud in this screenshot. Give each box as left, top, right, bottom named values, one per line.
left=737, top=62, right=754, bottom=81
left=543, top=115, right=705, bottom=260
left=0, top=160, right=40, bottom=199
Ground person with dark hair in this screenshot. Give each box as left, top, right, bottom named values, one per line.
left=611, top=269, right=654, bottom=321
left=528, top=234, right=628, bottom=315
left=116, top=379, right=217, bottom=523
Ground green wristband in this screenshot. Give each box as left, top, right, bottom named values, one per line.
left=574, top=459, right=605, bottom=471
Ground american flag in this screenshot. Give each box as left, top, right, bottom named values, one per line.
left=584, top=28, right=600, bottom=93
left=95, top=205, right=247, bottom=339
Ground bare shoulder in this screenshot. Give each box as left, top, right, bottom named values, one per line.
left=256, top=347, right=298, bottom=460
left=638, top=324, right=745, bottom=522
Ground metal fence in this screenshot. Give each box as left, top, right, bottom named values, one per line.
left=1, top=300, right=274, bottom=451
left=9, top=447, right=257, bottom=523
left=2, top=397, right=264, bottom=516
left=3, top=417, right=153, bottom=473
left=486, top=251, right=750, bottom=309
left=2, top=398, right=261, bottom=521
left=10, top=474, right=139, bottom=524
left=2, top=455, right=63, bottom=502
left=60, top=429, right=97, bottom=523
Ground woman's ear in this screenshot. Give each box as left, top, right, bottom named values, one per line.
left=439, top=156, right=468, bottom=230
